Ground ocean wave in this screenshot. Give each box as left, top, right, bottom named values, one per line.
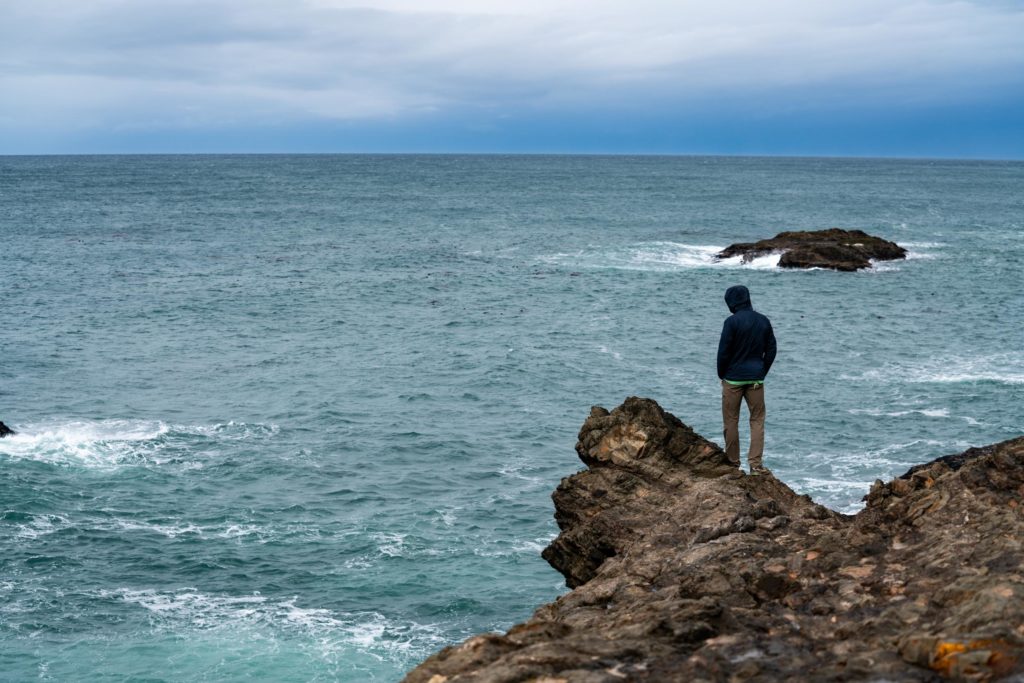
left=0, top=419, right=279, bottom=469
left=841, top=354, right=1024, bottom=385
left=472, top=536, right=553, bottom=558
left=536, top=241, right=939, bottom=273
left=0, top=419, right=169, bottom=469
left=6, top=512, right=71, bottom=539
left=538, top=242, right=781, bottom=272
left=102, top=588, right=447, bottom=659
left=1, top=513, right=322, bottom=545
left=849, top=407, right=950, bottom=418
left=790, top=477, right=873, bottom=515
left=900, top=241, right=947, bottom=249
left=370, top=532, right=408, bottom=558
left=847, top=407, right=985, bottom=425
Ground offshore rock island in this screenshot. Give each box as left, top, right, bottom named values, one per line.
left=405, top=398, right=1024, bottom=682
left=717, top=228, right=907, bottom=271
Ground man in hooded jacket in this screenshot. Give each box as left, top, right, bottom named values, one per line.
left=717, top=285, right=777, bottom=474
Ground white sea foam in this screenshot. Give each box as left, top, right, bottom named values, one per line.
left=847, top=406, right=984, bottom=425
left=436, top=507, right=458, bottom=527
left=864, top=439, right=950, bottom=458
left=218, top=523, right=266, bottom=539
left=112, top=520, right=205, bottom=538
left=0, top=418, right=279, bottom=469
left=787, top=435, right=976, bottom=513
left=901, top=241, right=947, bottom=249
left=104, top=588, right=446, bottom=659
left=191, top=421, right=281, bottom=440
left=0, top=419, right=169, bottom=468
left=790, top=477, right=874, bottom=515
left=13, top=513, right=70, bottom=539
left=713, top=251, right=783, bottom=270
left=841, top=354, right=1024, bottom=385
left=7, top=515, right=289, bottom=543
left=538, top=242, right=784, bottom=272
left=472, top=536, right=553, bottom=558
left=538, top=240, right=941, bottom=273
left=849, top=407, right=950, bottom=418
left=371, top=532, right=407, bottom=557
left=867, top=248, right=938, bottom=272
left=497, top=462, right=546, bottom=488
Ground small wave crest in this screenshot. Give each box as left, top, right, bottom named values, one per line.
left=870, top=242, right=944, bottom=271
left=841, top=353, right=1024, bottom=385
left=472, top=536, right=553, bottom=558
left=0, top=419, right=279, bottom=469
left=849, top=407, right=950, bottom=418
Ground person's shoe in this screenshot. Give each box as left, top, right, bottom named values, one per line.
left=749, top=466, right=771, bottom=476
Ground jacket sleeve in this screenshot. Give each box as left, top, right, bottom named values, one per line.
left=716, top=319, right=733, bottom=379
left=762, top=319, right=777, bottom=376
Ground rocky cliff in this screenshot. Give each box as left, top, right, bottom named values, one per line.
left=404, top=397, right=1024, bottom=682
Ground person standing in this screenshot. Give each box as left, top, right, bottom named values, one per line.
left=717, top=285, right=777, bottom=474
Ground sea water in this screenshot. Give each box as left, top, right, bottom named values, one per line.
left=1, top=154, right=1021, bottom=681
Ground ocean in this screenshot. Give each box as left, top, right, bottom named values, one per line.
left=1, top=154, right=1021, bottom=681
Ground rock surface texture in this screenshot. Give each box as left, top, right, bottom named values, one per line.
left=404, top=397, right=1024, bottom=682
left=0, top=421, right=14, bottom=437
left=716, top=228, right=907, bottom=271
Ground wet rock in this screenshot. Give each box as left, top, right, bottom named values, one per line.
left=404, top=398, right=1024, bottom=682
left=716, top=228, right=907, bottom=271
left=0, top=421, right=14, bottom=437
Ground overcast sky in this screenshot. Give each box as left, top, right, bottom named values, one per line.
left=2, top=0, right=1023, bottom=156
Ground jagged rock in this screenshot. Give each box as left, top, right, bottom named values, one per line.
left=0, top=421, right=14, bottom=438
left=717, top=228, right=907, bottom=271
left=404, top=397, right=1024, bottom=682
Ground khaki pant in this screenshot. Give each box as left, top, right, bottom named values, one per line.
left=721, top=381, right=765, bottom=469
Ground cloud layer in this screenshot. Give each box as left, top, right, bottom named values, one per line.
left=1, top=0, right=1022, bottom=153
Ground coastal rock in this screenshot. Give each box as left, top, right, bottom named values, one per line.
left=717, top=228, right=907, bottom=271
left=404, top=397, right=1024, bottom=682
left=0, top=421, right=14, bottom=437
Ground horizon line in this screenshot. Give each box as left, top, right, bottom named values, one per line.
left=2, top=151, right=1022, bottom=162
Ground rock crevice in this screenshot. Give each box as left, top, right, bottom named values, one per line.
left=405, top=397, right=1024, bottom=682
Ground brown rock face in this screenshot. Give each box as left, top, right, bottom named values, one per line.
left=716, top=228, right=907, bottom=271
left=404, top=397, right=1024, bottom=683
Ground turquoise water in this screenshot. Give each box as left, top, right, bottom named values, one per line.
left=1, top=155, right=1022, bottom=681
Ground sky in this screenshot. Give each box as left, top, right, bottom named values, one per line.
left=1, top=0, right=1023, bottom=157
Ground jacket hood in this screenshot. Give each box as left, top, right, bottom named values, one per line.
left=725, top=285, right=752, bottom=313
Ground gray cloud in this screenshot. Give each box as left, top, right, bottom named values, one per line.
left=1, top=0, right=1022, bottom=132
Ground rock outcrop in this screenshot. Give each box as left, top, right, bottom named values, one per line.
left=405, top=397, right=1024, bottom=682
left=0, top=421, right=14, bottom=437
left=717, top=228, right=907, bottom=271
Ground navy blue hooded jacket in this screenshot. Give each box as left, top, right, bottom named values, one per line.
left=717, top=285, right=777, bottom=381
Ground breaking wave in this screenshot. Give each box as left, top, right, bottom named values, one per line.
left=538, top=239, right=938, bottom=273
left=0, top=419, right=279, bottom=469
left=538, top=242, right=781, bottom=272
left=841, top=353, right=1024, bottom=385
left=101, top=588, right=448, bottom=665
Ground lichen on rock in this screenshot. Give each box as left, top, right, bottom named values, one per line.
left=404, top=397, right=1024, bottom=682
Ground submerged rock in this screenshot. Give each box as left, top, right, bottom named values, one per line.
left=717, top=228, right=907, bottom=271
left=405, top=397, right=1024, bottom=682
left=0, top=421, right=14, bottom=437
